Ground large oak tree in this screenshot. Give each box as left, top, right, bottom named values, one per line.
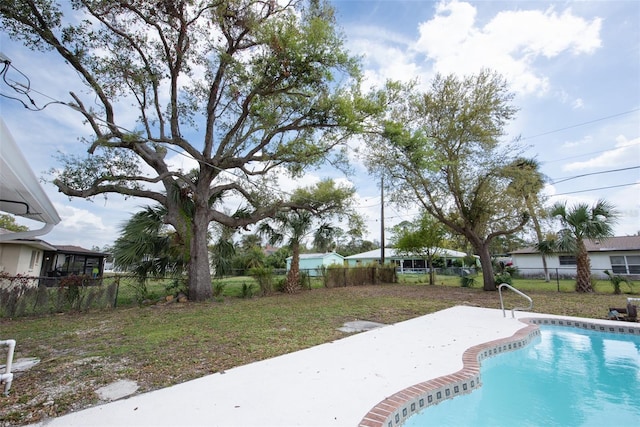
left=364, top=71, right=538, bottom=291
left=1, top=0, right=376, bottom=300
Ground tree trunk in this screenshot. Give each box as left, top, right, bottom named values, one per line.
left=575, top=239, right=593, bottom=293
left=528, top=201, right=550, bottom=282
left=477, top=247, right=496, bottom=291
left=467, top=235, right=496, bottom=291
left=427, top=253, right=435, bottom=285
left=541, top=255, right=550, bottom=282
left=188, top=208, right=213, bottom=301
left=286, top=241, right=301, bottom=293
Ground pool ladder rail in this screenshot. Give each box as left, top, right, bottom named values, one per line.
left=498, top=283, right=533, bottom=318
left=1, top=339, right=16, bottom=396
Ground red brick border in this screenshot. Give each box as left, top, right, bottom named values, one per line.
left=358, top=317, right=640, bottom=427
left=358, top=322, right=540, bottom=427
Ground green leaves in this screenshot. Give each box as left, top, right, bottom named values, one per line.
left=551, top=199, right=619, bottom=240
left=51, top=147, right=142, bottom=194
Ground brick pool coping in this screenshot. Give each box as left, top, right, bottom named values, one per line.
left=358, top=317, right=640, bottom=427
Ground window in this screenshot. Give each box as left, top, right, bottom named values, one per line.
left=29, top=250, right=38, bottom=269
left=610, top=255, right=640, bottom=275
left=559, top=256, right=576, bottom=265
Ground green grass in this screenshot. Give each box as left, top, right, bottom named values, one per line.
left=1, top=277, right=637, bottom=426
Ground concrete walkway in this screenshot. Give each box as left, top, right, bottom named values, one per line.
left=35, top=306, right=533, bottom=426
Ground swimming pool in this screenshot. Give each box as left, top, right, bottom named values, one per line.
left=403, top=324, right=640, bottom=426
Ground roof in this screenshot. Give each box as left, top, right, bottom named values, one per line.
left=52, top=245, right=109, bottom=256
left=0, top=118, right=61, bottom=242
left=345, top=247, right=469, bottom=260
left=286, top=252, right=344, bottom=261
left=0, top=118, right=61, bottom=225
left=0, top=236, right=107, bottom=256
left=0, top=232, right=57, bottom=251
left=510, top=236, right=640, bottom=255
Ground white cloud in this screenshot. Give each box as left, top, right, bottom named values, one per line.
left=564, top=135, right=640, bottom=171
left=412, top=1, right=602, bottom=95
left=561, top=135, right=593, bottom=150
left=572, top=98, right=585, bottom=110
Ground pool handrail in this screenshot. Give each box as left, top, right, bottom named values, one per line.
left=498, top=283, right=533, bottom=318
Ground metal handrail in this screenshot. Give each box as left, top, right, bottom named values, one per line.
left=498, top=283, right=533, bottom=318
left=1, top=339, right=16, bottom=395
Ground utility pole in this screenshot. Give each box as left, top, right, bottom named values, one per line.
left=380, top=176, right=385, bottom=265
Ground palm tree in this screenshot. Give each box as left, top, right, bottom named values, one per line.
left=551, top=200, right=619, bottom=292
left=209, top=224, right=236, bottom=279
left=535, top=236, right=556, bottom=282
left=112, top=205, right=185, bottom=279
left=259, top=210, right=335, bottom=293
left=112, top=205, right=186, bottom=301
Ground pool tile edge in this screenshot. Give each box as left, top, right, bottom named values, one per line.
left=359, top=317, right=640, bottom=427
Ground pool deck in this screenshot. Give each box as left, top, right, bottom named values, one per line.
left=32, top=306, right=625, bottom=426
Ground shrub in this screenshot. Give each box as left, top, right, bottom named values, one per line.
left=377, top=265, right=398, bottom=283
left=126, top=278, right=150, bottom=306
left=240, top=282, right=254, bottom=298
left=460, top=275, right=476, bottom=288
left=299, top=270, right=311, bottom=290
left=249, top=266, right=274, bottom=295
left=604, top=270, right=633, bottom=295
left=494, top=272, right=513, bottom=286
left=212, top=281, right=226, bottom=297
left=324, top=265, right=344, bottom=288
left=58, top=274, right=89, bottom=310
left=165, top=277, right=188, bottom=299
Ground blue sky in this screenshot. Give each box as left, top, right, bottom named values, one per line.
left=1, top=0, right=639, bottom=249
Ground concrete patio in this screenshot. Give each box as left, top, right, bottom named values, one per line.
left=31, top=306, right=542, bottom=426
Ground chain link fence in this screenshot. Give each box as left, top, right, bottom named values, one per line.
left=0, top=274, right=119, bottom=318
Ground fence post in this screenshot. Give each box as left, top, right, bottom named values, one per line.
left=556, top=268, right=560, bottom=292
left=113, top=276, right=120, bottom=308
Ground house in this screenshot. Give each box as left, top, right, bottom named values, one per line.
left=41, top=245, right=108, bottom=279
left=0, top=232, right=56, bottom=278
left=510, top=236, right=640, bottom=279
left=286, top=252, right=345, bottom=276
left=345, top=247, right=471, bottom=272
left=0, top=236, right=108, bottom=286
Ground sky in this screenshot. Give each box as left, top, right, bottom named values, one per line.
left=1, top=0, right=639, bottom=250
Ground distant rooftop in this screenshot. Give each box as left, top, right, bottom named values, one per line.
left=510, top=236, right=640, bottom=254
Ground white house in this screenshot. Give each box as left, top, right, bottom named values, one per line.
left=345, top=247, right=471, bottom=272
left=286, top=252, right=345, bottom=276
left=0, top=233, right=56, bottom=278
left=510, top=236, right=640, bottom=279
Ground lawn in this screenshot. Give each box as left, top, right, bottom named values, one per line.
left=0, top=277, right=636, bottom=426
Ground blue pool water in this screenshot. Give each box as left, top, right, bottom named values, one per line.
left=404, top=326, right=640, bottom=426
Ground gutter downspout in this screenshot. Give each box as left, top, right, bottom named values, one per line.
left=0, top=223, right=55, bottom=242
left=1, top=339, right=16, bottom=395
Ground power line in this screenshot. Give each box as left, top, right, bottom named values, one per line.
left=541, top=141, right=640, bottom=164
left=0, top=63, right=333, bottom=206
left=520, top=108, right=640, bottom=142
left=551, top=165, right=640, bottom=184
left=552, top=182, right=638, bottom=196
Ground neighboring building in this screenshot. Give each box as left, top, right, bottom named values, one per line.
left=41, top=245, right=108, bottom=279
left=286, top=252, right=345, bottom=276
left=0, top=236, right=108, bottom=286
left=262, top=244, right=279, bottom=257
left=0, top=232, right=56, bottom=278
left=510, top=236, right=640, bottom=278
left=345, top=247, right=471, bottom=272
